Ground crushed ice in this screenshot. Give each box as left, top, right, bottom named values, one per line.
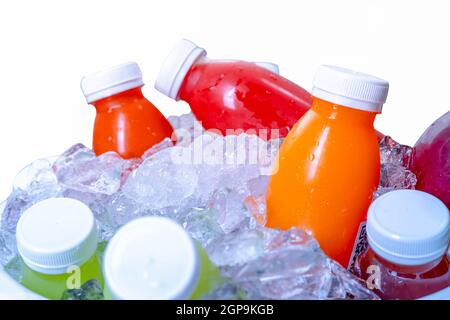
left=0, top=114, right=417, bottom=299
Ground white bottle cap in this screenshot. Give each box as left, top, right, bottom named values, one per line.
left=253, top=61, right=280, bottom=74
left=81, top=62, right=144, bottom=103
left=155, top=39, right=206, bottom=100
left=312, top=65, right=389, bottom=113
left=103, top=216, right=200, bottom=300
left=16, top=198, right=98, bottom=275
left=367, top=190, right=450, bottom=266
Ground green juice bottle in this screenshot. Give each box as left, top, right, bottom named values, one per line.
left=16, top=198, right=104, bottom=300
left=103, top=216, right=222, bottom=300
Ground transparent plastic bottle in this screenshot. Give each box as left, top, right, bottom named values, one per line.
left=16, top=198, right=104, bottom=300
left=155, top=39, right=312, bottom=139
left=355, top=190, right=450, bottom=300
left=266, top=65, right=389, bottom=267
left=103, top=216, right=222, bottom=300
left=81, top=62, right=174, bottom=159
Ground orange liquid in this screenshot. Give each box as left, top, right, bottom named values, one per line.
left=91, top=87, right=174, bottom=159
left=266, top=98, right=380, bottom=267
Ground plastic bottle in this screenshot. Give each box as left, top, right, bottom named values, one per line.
left=355, top=190, right=450, bottom=300
left=266, top=65, right=389, bottom=267
left=81, top=62, right=174, bottom=159
left=103, top=216, right=221, bottom=300
left=411, top=111, right=450, bottom=209
left=155, top=39, right=312, bottom=139
left=16, top=198, right=104, bottom=300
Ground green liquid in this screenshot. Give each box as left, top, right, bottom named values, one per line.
left=190, top=244, right=223, bottom=300
left=20, top=253, right=104, bottom=300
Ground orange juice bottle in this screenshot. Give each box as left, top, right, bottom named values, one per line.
left=81, top=62, right=174, bottom=159
left=266, top=65, right=389, bottom=267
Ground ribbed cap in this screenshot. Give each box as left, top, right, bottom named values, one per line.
left=81, top=62, right=144, bottom=103
left=16, top=198, right=98, bottom=275
left=155, top=39, right=206, bottom=100
left=312, top=65, right=389, bottom=112
left=367, top=190, right=450, bottom=266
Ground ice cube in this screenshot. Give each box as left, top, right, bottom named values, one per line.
left=193, top=134, right=275, bottom=205
left=3, top=256, right=23, bottom=282
left=208, top=188, right=250, bottom=234
left=122, top=148, right=199, bottom=210
left=207, top=229, right=266, bottom=267
left=375, top=136, right=417, bottom=199
left=378, top=163, right=417, bottom=190
left=202, top=282, right=247, bottom=300
left=0, top=230, right=17, bottom=266
left=179, top=207, right=224, bottom=248
left=168, top=112, right=198, bottom=131
left=61, top=279, right=104, bottom=300
left=244, top=176, right=270, bottom=228
left=210, top=228, right=378, bottom=300
left=54, top=144, right=127, bottom=196
left=13, top=158, right=59, bottom=194
left=379, top=135, right=413, bottom=168
left=96, top=193, right=163, bottom=241
left=169, top=113, right=204, bottom=145
left=1, top=158, right=60, bottom=233
left=141, top=138, right=174, bottom=160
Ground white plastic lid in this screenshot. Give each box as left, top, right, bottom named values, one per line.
left=155, top=39, right=206, bottom=100
left=367, top=190, right=450, bottom=266
left=16, top=198, right=98, bottom=275
left=103, top=216, right=200, bottom=300
left=81, top=62, right=144, bottom=103
left=312, top=65, right=389, bottom=113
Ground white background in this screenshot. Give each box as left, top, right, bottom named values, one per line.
left=0, top=0, right=449, bottom=199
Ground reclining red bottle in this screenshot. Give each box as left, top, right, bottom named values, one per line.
left=155, top=39, right=312, bottom=139
left=81, top=62, right=174, bottom=159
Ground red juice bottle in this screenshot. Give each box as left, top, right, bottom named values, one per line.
left=81, top=62, right=174, bottom=159
left=411, top=111, right=450, bottom=208
left=155, top=39, right=312, bottom=139
left=355, top=190, right=450, bottom=300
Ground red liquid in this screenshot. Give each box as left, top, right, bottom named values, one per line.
left=412, top=111, right=450, bottom=208
left=91, top=87, right=174, bottom=159
left=178, top=58, right=312, bottom=139
left=355, top=247, right=450, bottom=299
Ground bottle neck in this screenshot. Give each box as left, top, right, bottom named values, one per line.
left=178, top=56, right=208, bottom=101
left=91, top=87, right=145, bottom=112
left=311, top=97, right=377, bottom=125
